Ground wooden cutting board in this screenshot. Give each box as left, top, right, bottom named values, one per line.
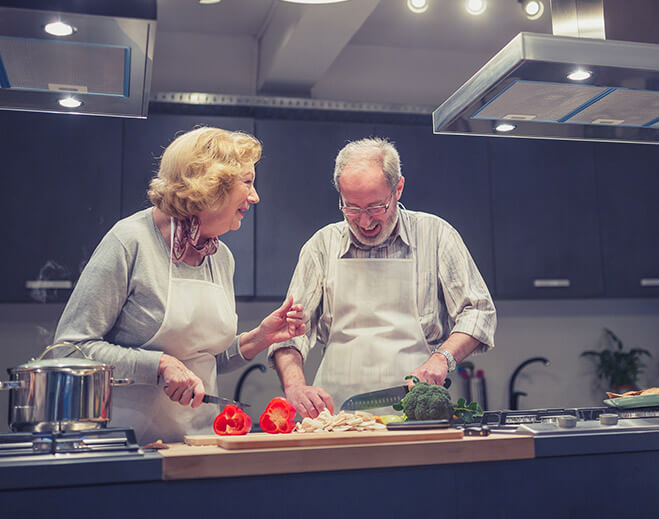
left=184, top=428, right=463, bottom=450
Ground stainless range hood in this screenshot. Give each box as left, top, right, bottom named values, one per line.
left=0, top=0, right=156, bottom=118
left=433, top=0, right=659, bottom=144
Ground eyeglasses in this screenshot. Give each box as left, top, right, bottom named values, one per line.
left=339, top=192, right=394, bottom=217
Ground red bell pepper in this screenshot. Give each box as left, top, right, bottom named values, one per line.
left=213, top=404, right=252, bottom=436
left=259, top=397, right=297, bottom=434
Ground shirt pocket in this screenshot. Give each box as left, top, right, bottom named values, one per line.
left=417, top=271, right=437, bottom=319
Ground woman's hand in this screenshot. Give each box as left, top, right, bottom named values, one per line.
left=258, top=296, right=306, bottom=345
left=158, top=354, right=205, bottom=408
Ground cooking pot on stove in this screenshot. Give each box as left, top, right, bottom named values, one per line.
left=0, top=343, right=132, bottom=433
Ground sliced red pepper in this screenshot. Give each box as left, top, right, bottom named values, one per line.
left=259, top=397, right=297, bottom=434
left=213, top=404, right=252, bottom=435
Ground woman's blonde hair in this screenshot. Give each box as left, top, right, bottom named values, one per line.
left=148, top=126, right=262, bottom=219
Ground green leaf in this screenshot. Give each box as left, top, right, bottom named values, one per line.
left=404, top=375, right=420, bottom=385
left=392, top=403, right=403, bottom=411
left=456, top=398, right=466, bottom=408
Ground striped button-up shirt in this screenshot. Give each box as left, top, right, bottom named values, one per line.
left=268, top=207, right=496, bottom=363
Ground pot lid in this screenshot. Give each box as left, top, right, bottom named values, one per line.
left=12, top=343, right=110, bottom=371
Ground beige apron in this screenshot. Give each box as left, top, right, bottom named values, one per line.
left=111, top=219, right=237, bottom=444
left=314, top=246, right=431, bottom=415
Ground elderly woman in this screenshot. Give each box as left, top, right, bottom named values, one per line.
left=54, top=127, right=305, bottom=444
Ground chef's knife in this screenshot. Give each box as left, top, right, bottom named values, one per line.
left=201, top=394, right=250, bottom=409
left=340, top=378, right=451, bottom=411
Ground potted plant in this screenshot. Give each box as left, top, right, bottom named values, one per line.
left=581, top=328, right=652, bottom=393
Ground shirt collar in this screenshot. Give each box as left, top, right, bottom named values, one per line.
left=339, top=205, right=411, bottom=256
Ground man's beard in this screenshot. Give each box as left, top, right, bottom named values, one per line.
left=348, top=204, right=399, bottom=247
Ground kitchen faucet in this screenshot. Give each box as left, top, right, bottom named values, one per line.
left=233, top=363, right=267, bottom=403
left=508, top=357, right=550, bottom=410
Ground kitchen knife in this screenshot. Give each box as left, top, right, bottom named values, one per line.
left=201, top=394, right=250, bottom=409
left=340, top=378, right=451, bottom=411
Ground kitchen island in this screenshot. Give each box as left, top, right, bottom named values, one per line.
left=2, top=430, right=658, bottom=518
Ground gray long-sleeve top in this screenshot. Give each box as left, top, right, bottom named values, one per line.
left=54, top=208, right=249, bottom=385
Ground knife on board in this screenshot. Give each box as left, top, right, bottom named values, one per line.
left=340, top=378, right=451, bottom=412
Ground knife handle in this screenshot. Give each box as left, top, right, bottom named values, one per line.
left=443, top=377, right=452, bottom=389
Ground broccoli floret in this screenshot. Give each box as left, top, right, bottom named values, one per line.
left=399, top=382, right=454, bottom=421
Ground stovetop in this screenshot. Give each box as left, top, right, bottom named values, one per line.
left=480, top=406, right=659, bottom=436
left=0, top=427, right=144, bottom=462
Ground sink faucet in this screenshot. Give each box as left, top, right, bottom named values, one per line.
left=508, top=357, right=550, bottom=410
left=234, top=363, right=266, bottom=403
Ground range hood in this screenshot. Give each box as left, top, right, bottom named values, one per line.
left=0, top=0, right=156, bottom=118
left=433, top=0, right=659, bottom=144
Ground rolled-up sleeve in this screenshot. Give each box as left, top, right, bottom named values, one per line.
left=267, top=239, right=325, bottom=365
left=438, top=228, right=496, bottom=353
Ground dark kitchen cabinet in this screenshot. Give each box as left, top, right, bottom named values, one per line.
left=372, top=125, right=495, bottom=291
left=594, top=142, right=659, bottom=298
left=254, top=119, right=376, bottom=296
left=0, top=111, right=122, bottom=303
left=122, top=114, right=256, bottom=296
left=490, top=139, right=604, bottom=299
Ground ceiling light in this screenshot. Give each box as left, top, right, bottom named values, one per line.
left=199, top=0, right=222, bottom=4
left=519, top=0, right=544, bottom=20
left=465, top=0, right=487, bottom=16
left=495, top=123, right=516, bottom=133
left=567, top=69, right=592, bottom=81
left=44, top=21, right=76, bottom=37
left=407, top=0, right=429, bottom=14
left=58, top=97, right=82, bottom=108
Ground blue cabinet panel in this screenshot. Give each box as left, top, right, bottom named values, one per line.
left=122, top=114, right=256, bottom=296
left=373, top=125, right=495, bottom=291
left=0, top=111, right=122, bottom=303
left=595, top=142, right=659, bottom=297
left=254, top=119, right=376, bottom=296
left=490, top=139, right=604, bottom=299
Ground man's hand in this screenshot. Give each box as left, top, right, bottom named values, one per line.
left=259, top=296, right=306, bottom=345
left=409, top=353, right=449, bottom=387
left=284, top=384, right=334, bottom=419
left=158, top=353, right=205, bottom=408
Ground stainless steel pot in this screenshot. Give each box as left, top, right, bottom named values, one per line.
left=0, top=343, right=132, bottom=432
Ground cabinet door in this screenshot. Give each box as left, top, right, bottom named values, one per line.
left=595, top=142, right=659, bottom=297
left=0, top=111, right=122, bottom=302
left=254, top=119, right=375, bottom=296
left=122, top=114, right=256, bottom=296
left=490, top=139, right=603, bottom=299
left=373, top=125, right=495, bottom=291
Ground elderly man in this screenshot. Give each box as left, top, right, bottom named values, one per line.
left=269, top=137, right=496, bottom=418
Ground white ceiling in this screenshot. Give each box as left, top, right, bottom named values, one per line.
left=153, top=0, right=553, bottom=108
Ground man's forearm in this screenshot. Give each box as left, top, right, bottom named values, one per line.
left=435, top=332, right=481, bottom=364
left=273, top=347, right=307, bottom=389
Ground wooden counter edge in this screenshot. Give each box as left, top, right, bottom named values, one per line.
left=159, top=433, right=535, bottom=480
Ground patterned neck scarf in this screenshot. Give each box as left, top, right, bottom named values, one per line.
left=171, top=215, right=218, bottom=263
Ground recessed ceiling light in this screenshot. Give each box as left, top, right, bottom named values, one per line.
left=407, top=0, right=429, bottom=14
left=567, top=69, right=592, bottom=81
left=44, top=21, right=76, bottom=37
left=465, top=0, right=487, bottom=16
left=199, top=0, right=222, bottom=4
left=58, top=97, right=82, bottom=108
left=495, top=123, right=516, bottom=133
left=520, top=0, right=544, bottom=20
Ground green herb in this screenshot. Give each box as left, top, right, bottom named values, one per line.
left=453, top=398, right=483, bottom=423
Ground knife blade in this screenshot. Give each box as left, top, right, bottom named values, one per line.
left=340, top=378, right=451, bottom=411
left=201, top=394, right=250, bottom=409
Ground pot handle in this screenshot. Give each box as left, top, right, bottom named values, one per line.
left=111, top=378, right=134, bottom=386
left=37, top=342, right=89, bottom=361
left=0, top=380, right=25, bottom=391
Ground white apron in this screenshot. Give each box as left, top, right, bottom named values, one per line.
left=111, top=220, right=237, bottom=444
left=314, top=244, right=431, bottom=415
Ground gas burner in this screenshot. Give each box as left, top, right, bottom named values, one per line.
left=0, top=428, right=141, bottom=459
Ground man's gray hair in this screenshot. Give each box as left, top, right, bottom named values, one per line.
left=333, top=137, right=401, bottom=192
